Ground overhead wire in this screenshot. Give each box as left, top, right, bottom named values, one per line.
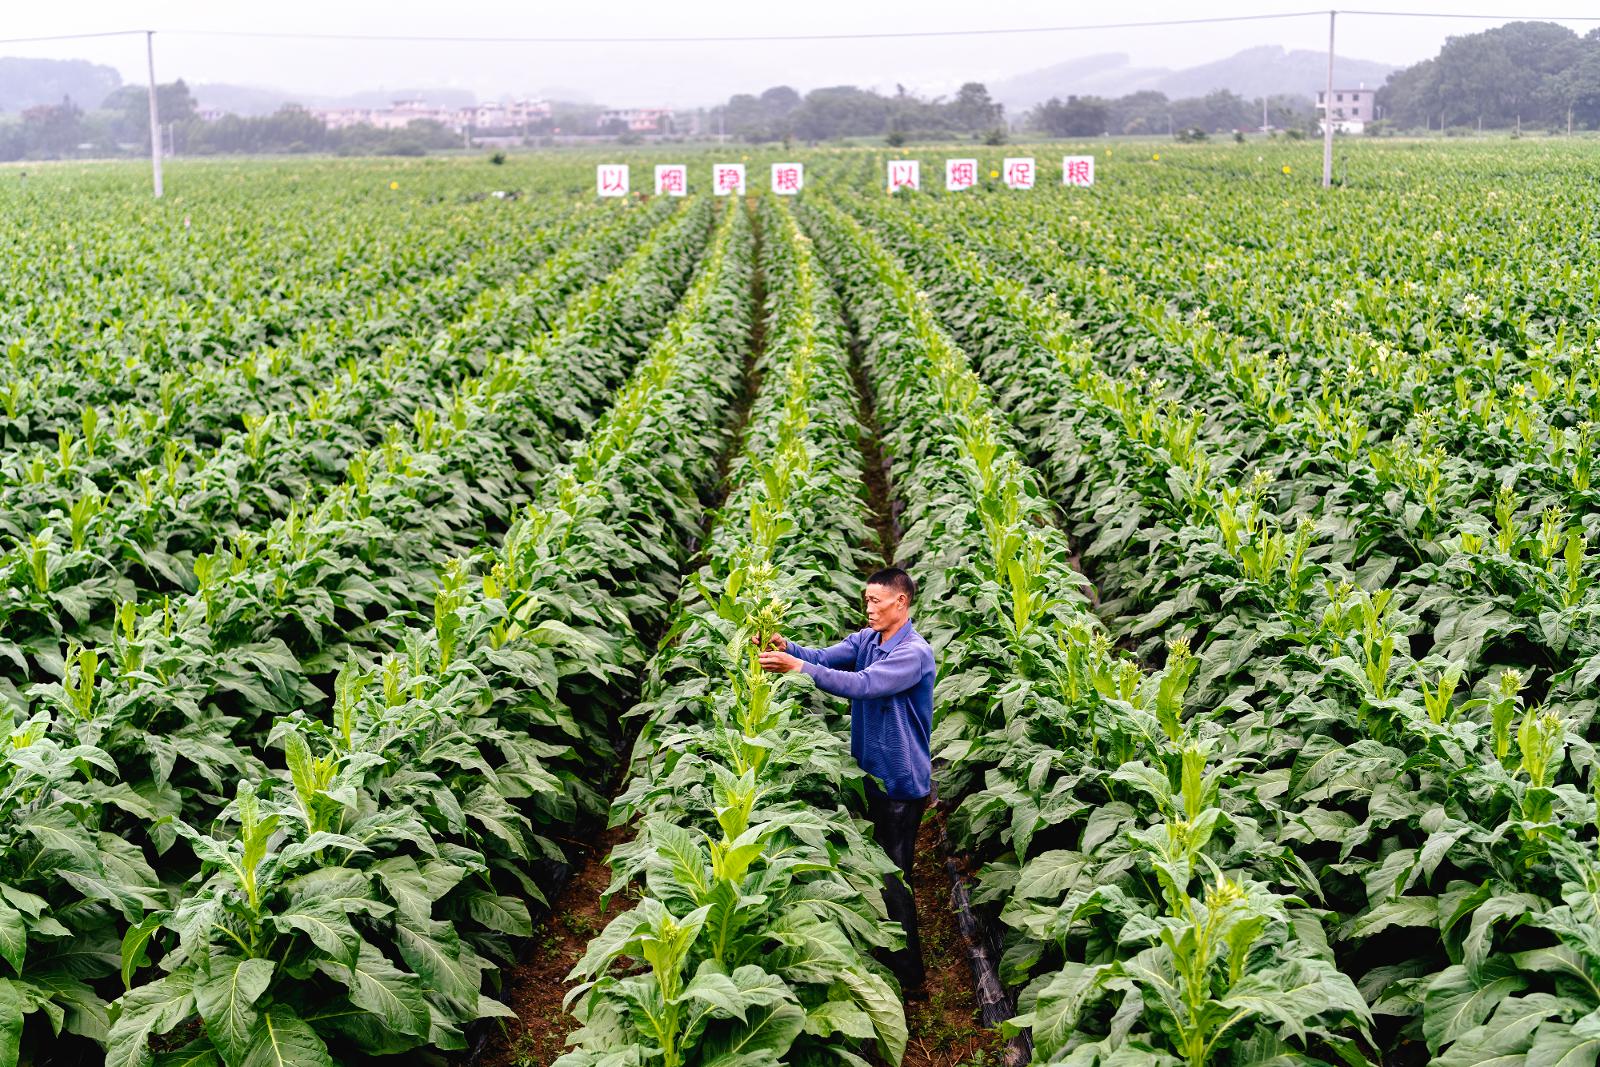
left=5, top=10, right=1600, bottom=50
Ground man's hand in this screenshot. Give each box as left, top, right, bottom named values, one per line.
left=749, top=633, right=787, bottom=652
left=758, top=650, right=802, bottom=674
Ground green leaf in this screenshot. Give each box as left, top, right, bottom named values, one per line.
left=121, top=915, right=164, bottom=990
left=153, top=1037, right=222, bottom=1067
left=195, top=957, right=274, bottom=1063
left=0, top=900, right=23, bottom=977
left=393, top=917, right=478, bottom=1009
left=464, top=891, right=532, bottom=936
left=271, top=906, right=361, bottom=966
left=1425, top=963, right=1528, bottom=1053
left=1528, top=1023, right=1600, bottom=1067
left=696, top=1002, right=807, bottom=1067
left=238, top=1004, right=334, bottom=1067
left=0, top=978, right=22, bottom=1067
left=1219, top=958, right=1370, bottom=1044
left=682, top=964, right=747, bottom=1022
left=321, top=944, right=430, bottom=1039
left=804, top=999, right=876, bottom=1040
left=106, top=971, right=197, bottom=1067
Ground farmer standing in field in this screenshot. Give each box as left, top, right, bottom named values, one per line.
left=757, top=567, right=934, bottom=998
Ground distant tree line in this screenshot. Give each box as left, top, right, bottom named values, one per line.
left=1379, top=20, right=1600, bottom=130
left=709, top=82, right=1006, bottom=143
left=1025, top=89, right=1315, bottom=137
left=0, top=79, right=463, bottom=162
left=709, top=81, right=1320, bottom=143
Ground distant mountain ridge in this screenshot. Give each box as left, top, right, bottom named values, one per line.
left=0, top=48, right=1395, bottom=122
left=0, top=58, right=121, bottom=112
left=991, top=46, right=1396, bottom=109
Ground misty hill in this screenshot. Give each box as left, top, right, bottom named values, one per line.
left=992, top=46, right=1395, bottom=109
left=0, top=57, right=121, bottom=112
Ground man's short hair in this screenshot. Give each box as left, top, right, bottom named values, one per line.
left=867, top=567, right=916, bottom=603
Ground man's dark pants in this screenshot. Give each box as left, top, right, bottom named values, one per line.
left=865, top=780, right=928, bottom=990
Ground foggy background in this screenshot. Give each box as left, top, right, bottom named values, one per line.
left=4, top=1, right=1595, bottom=108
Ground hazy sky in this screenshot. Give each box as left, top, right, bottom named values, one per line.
left=7, top=1, right=1597, bottom=106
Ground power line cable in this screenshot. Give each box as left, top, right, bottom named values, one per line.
left=4, top=10, right=1600, bottom=50
left=0, top=30, right=146, bottom=45
left=1345, top=8, right=1600, bottom=17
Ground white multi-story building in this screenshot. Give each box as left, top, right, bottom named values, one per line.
left=1317, top=86, right=1377, bottom=134
left=598, top=107, right=675, bottom=133
left=456, top=99, right=552, bottom=130
left=309, top=97, right=551, bottom=134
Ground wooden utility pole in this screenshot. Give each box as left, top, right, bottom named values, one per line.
left=146, top=30, right=163, bottom=198
left=1322, top=10, right=1335, bottom=188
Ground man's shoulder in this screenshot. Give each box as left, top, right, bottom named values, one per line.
left=903, top=627, right=936, bottom=664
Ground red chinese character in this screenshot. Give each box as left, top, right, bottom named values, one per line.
left=716, top=167, right=742, bottom=192
left=1007, top=161, right=1033, bottom=187
left=890, top=163, right=916, bottom=189
left=658, top=168, right=684, bottom=194
left=775, top=166, right=800, bottom=192
left=950, top=161, right=975, bottom=187
left=600, top=167, right=626, bottom=192
left=1065, top=159, right=1093, bottom=186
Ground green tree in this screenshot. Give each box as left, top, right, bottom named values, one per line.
left=1105, top=90, right=1169, bottom=135
left=1379, top=21, right=1581, bottom=128
left=951, top=82, right=1003, bottom=132
left=1030, top=95, right=1110, bottom=137
left=792, top=86, right=892, bottom=141
left=20, top=98, right=83, bottom=156
left=102, top=79, right=196, bottom=147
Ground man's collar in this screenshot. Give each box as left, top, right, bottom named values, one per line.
left=877, top=619, right=916, bottom=652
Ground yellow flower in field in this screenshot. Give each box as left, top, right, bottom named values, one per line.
left=989, top=170, right=999, bottom=178
left=1152, top=153, right=1160, bottom=161
left=389, top=181, right=399, bottom=190
left=1282, top=165, right=1291, bottom=175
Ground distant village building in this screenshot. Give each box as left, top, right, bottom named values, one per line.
left=598, top=107, right=675, bottom=134
left=308, top=98, right=550, bottom=134
left=1317, top=86, right=1376, bottom=134
left=456, top=99, right=552, bottom=131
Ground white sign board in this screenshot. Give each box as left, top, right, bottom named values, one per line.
left=945, top=158, right=978, bottom=191
left=1062, top=155, right=1096, bottom=187
left=654, top=164, right=687, bottom=196
left=771, top=162, right=804, bottom=195
left=712, top=163, right=746, bottom=196
left=1003, top=157, right=1036, bottom=190
left=887, top=159, right=920, bottom=193
left=597, top=164, right=629, bottom=197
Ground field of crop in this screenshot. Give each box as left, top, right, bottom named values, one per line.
left=2, top=140, right=1597, bottom=1067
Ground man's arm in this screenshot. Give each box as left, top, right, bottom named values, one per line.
left=784, top=631, right=861, bottom=669
left=800, top=642, right=928, bottom=700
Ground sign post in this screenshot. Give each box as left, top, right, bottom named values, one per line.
left=713, top=163, right=746, bottom=195
left=654, top=164, right=687, bottom=196
left=1002, top=157, right=1035, bottom=190
left=1062, top=156, right=1096, bottom=187
left=597, top=164, right=629, bottom=197
left=771, top=162, right=804, bottom=194
left=887, top=160, right=920, bottom=193
left=945, top=158, right=977, bottom=191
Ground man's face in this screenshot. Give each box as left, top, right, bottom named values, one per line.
left=864, top=583, right=907, bottom=633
